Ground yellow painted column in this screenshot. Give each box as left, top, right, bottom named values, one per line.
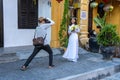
left=79, top=0, right=89, bottom=46
left=50, top=0, right=64, bottom=48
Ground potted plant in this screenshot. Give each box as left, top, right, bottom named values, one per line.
left=94, top=13, right=120, bottom=60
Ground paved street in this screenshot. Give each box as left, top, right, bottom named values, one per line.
left=0, top=47, right=120, bottom=80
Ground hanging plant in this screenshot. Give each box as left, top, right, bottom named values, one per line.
left=59, top=0, right=69, bottom=48
left=90, top=2, right=98, bottom=8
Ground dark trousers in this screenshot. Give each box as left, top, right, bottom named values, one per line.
left=23, top=45, right=53, bottom=67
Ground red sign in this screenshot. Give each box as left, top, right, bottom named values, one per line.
left=56, top=0, right=63, bottom=3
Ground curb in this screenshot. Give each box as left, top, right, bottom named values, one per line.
left=0, top=48, right=62, bottom=63
left=56, top=61, right=120, bottom=80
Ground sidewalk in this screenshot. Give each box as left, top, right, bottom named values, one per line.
left=0, top=45, right=61, bottom=63
left=0, top=47, right=120, bottom=80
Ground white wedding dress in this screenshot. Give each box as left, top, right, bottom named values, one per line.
left=63, top=24, right=80, bottom=62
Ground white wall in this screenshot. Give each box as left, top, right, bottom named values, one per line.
left=3, top=0, right=51, bottom=47
left=38, top=0, right=51, bottom=45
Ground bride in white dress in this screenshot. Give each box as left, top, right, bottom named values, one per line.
left=63, top=17, right=80, bottom=62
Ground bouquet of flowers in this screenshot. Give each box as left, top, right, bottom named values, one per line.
left=69, top=25, right=79, bottom=31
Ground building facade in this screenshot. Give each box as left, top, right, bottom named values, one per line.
left=0, top=0, right=120, bottom=48
left=0, top=0, right=52, bottom=47
left=92, top=0, right=120, bottom=35
left=51, top=0, right=120, bottom=48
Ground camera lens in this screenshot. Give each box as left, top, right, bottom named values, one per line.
left=45, top=19, right=50, bottom=23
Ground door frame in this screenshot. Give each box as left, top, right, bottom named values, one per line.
left=88, top=0, right=94, bottom=37
left=0, top=0, right=4, bottom=47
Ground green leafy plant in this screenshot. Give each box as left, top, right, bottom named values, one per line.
left=94, top=12, right=120, bottom=47
left=97, top=24, right=120, bottom=46
left=59, top=0, right=69, bottom=48
left=94, top=12, right=120, bottom=60
left=94, top=13, right=107, bottom=28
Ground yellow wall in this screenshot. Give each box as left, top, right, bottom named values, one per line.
left=106, top=1, right=120, bottom=35
left=51, top=0, right=89, bottom=48
left=50, top=0, right=64, bottom=48
left=93, top=0, right=120, bottom=35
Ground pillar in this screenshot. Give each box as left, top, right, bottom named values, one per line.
left=50, top=0, right=64, bottom=48
left=79, top=0, right=89, bottom=46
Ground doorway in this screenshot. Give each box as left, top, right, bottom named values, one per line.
left=69, top=0, right=80, bottom=24
left=0, top=0, right=3, bottom=47
left=88, top=0, right=94, bottom=38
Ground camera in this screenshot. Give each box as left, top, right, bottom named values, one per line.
left=44, top=18, right=50, bottom=23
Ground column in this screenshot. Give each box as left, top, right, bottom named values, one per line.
left=79, top=0, right=89, bottom=46
left=50, top=0, right=64, bottom=48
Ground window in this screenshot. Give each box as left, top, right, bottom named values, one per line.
left=18, top=0, right=38, bottom=29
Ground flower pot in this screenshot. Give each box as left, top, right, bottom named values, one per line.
left=100, top=46, right=116, bottom=60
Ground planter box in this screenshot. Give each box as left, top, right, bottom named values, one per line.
left=100, top=46, right=116, bottom=60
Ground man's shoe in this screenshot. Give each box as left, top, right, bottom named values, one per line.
left=48, top=65, right=55, bottom=69
left=20, top=66, right=27, bottom=71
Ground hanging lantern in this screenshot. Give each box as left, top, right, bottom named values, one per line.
left=97, top=3, right=105, bottom=18
left=90, top=2, right=98, bottom=8
left=56, top=0, right=63, bottom=3
left=109, top=6, right=114, bottom=12
left=103, top=4, right=114, bottom=12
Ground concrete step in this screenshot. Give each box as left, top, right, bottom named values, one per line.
left=101, top=72, right=120, bottom=80
left=0, top=53, right=19, bottom=63
left=0, top=46, right=62, bottom=64
left=16, top=48, right=62, bottom=60
left=56, top=58, right=120, bottom=80
left=0, top=51, right=120, bottom=80
left=0, top=46, right=88, bottom=64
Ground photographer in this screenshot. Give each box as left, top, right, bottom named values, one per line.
left=20, top=17, right=55, bottom=71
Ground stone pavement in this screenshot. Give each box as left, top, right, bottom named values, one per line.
left=0, top=48, right=120, bottom=80
left=0, top=47, right=120, bottom=80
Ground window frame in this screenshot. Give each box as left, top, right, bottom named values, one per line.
left=18, top=0, right=38, bottom=29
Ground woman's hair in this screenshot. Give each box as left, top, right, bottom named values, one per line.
left=69, top=17, right=77, bottom=26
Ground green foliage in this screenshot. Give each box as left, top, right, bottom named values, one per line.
left=59, top=0, right=69, bottom=48
left=97, top=24, right=120, bottom=46
left=94, top=12, right=120, bottom=47
left=94, top=13, right=107, bottom=28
